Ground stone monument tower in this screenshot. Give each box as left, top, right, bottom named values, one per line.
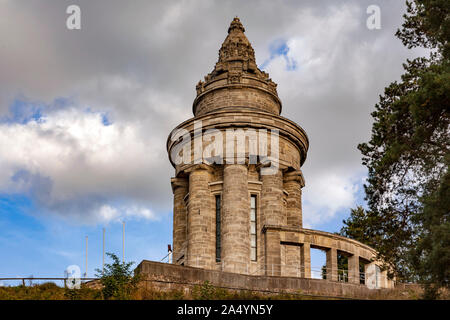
left=168, top=16, right=307, bottom=274
left=167, top=17, right=392, bottom=288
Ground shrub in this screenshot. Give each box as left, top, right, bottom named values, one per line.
left=95, top=252, right=140, bottom=300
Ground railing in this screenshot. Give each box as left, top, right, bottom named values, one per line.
left=168, top=258, right=388, bottom=287
left=0, top=262, right=385, bottom=289
left=248, top=263, right=345, bottom=277
left=179, top=257, right=367, bottom=282
left=252, top=264, right=384, bottom=287
left=0, top=277, right=98, bottom=288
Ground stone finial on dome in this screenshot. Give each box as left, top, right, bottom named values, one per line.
left=218, top=17, right=255, bottom=65
left=228, top=16, right=245, bottom=33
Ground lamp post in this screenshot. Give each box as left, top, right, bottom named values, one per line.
left=85, top=235, right=88, bottom=278
left=102, top=228, right=105, bottom=275
left=122, top=221, right=125, bottom=263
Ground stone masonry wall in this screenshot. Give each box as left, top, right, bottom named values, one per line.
left=135, top=260, right=414, bottom=299
left=194, top=85, right=281, bottom=116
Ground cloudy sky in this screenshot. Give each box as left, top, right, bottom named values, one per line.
left=0, top=0, right=427, bottom=280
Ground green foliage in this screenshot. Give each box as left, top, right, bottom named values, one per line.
left=0, top=282, right=99, bottom=300
left=4, top=280, right=442, bottom=300
left=190, top=281, right=326, bottom=300
left=95, top=252, right=140, bottom=300
left=64, top=286, right=102, bottom=300
left=396, top=0, right=450, bottom=59
left=192, top=281, right=216, bottom=299
left=341, top=0, right=449, bottom=297
left=409, top=170, right=450, bottom=298
left=191, top=281, right=255, bottom=300
left=137, top=287, right=187, bottom=300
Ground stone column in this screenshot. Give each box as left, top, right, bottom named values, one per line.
left=222, top=164, right=250, bottom=274
left=348, top=254, right=360, bottom=284
left=326, top=248, right=338, bottom=281
left=284, top=245, right=300, bottom=277
left=171, top=177, right=188, bottom=264
left=264, top=229, right=281, bottom=276
left=186, top=164, right=214, bottom=269
left=260, top=169, right=283, bottom=276
left=381, top=270, right=390, bottom=288
left=261, top=169, right=284, bottom=226
left=283, top=170, right=304, bottom=228
left=365, top=263, right=378, bottom=289
left=300, top=243, right=311, bottom=278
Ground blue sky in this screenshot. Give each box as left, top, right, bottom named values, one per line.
left=0, top=1, right=423, bottom=282
left=261, top=39, right=298, bottom=71
left=0, top=188, right=365, bottom=280
left=0, top=192, right=172, bottom=281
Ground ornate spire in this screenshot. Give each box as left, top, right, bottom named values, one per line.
left=196, top=17, right=278, bottom=97
left=218, top=17, right=256, bottom=66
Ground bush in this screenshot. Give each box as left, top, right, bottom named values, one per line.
left=192, top=281, right=216, bottom=300
left=95, top=252, right=140, bottom=300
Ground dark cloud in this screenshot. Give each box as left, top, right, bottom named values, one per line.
left=0, top=0, right=426, bottom=226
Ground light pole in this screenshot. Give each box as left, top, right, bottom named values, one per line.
left=85, top=235, right=88, bottom=278
left=122, top=221, right=125, bottom=263
left=102, top=228, right=105, bottom=275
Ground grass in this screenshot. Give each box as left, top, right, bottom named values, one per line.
left=0, top=281, right=334, bottom=300
left=0, top=282, right=100, bottom=300
left=2, top=280, right=443, bottom=300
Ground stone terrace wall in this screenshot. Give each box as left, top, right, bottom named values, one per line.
left=135, top=260, right=414, bottom=299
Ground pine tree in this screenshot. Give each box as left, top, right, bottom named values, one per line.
left=341, top=0, right=449, bottom=297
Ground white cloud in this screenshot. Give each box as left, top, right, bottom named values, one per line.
left=97, top=204, right=158, bottom=223
left=0, top=105, right=168, bottom=223
left=0, top=0, right=425, bottom=228
left=302, top=171, right=361, bottom=227
left=124, top=206, right=157, bottom=220
left=98, top=205, right=119, bottom=222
